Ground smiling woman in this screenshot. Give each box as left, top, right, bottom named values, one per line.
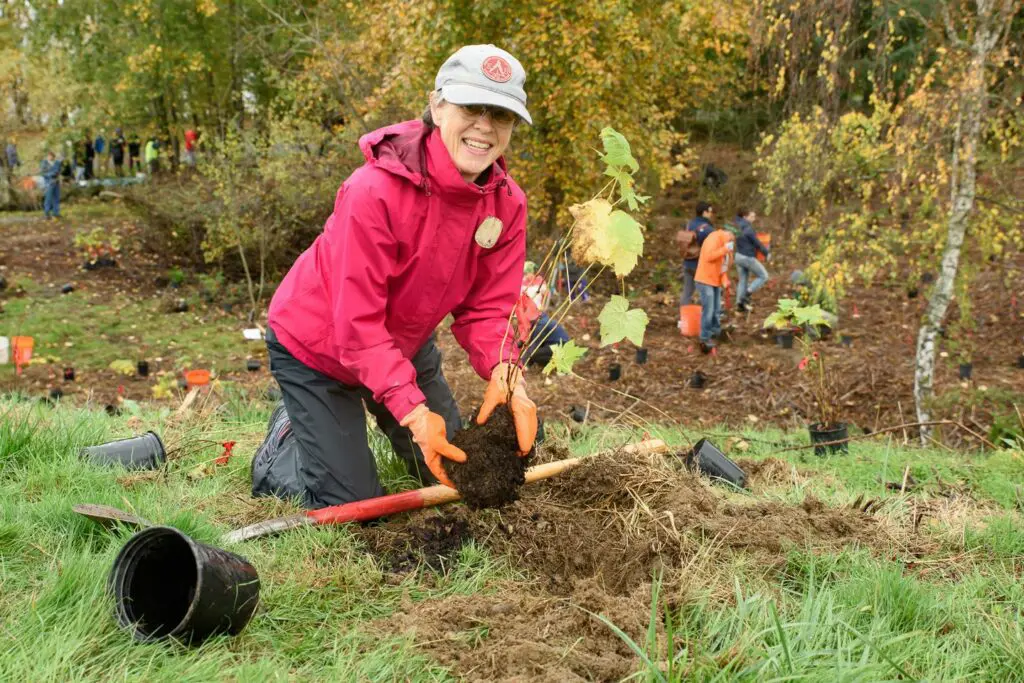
left=252, top=45, right=538, bottom=510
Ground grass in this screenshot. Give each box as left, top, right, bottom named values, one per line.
left=2, top=396, right=1023, bottom=681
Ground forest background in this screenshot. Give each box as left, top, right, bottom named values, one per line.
left=0, top=0, right=1022, bottom=432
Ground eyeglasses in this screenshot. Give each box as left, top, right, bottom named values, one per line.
left=456, top=104, right=518, bottom=127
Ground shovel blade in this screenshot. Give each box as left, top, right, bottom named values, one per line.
left=73, top=503, right=151, bottom=530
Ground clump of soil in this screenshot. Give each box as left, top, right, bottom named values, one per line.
left=445, top=405, right=533, bottom=509
left=359, top=513, right=471, bottom=574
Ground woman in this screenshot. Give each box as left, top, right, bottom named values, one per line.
left=253, top=45, right=538, bottom=509
left=733, top=208, right=770, bottom=311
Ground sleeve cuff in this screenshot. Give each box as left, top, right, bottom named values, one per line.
left=384, top=384, right=428, bottom=423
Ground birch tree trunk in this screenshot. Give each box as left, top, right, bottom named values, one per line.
left=914, top=0, right=1015, bottom=444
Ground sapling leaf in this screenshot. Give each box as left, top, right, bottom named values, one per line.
left=606, top=210, right=644, bottom=277
left=598, top=295, right=649, bottom=347
left=543, top=340, right=588, bottom=376
left=600, top=127, right=639, bottom=172
left=569, top=198, right=614, bottom=266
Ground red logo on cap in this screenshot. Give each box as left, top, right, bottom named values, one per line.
left=481, top=56, right=513, bottom=83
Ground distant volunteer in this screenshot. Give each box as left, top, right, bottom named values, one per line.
left=252, top=45, right=539, bottom=509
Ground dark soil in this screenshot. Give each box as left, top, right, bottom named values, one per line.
left=373, top=449, right=914, bottom=681
left=445, top=405, right=533, bottom=509
left=359, top=513, right=471, bottom=574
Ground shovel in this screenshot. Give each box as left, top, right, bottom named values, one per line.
left=222, top=438, right=668, bottom=544
left=73, top=503, right=152, bottom=530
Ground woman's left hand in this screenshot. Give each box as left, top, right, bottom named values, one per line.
left=476, top=362, right=537, bottom=456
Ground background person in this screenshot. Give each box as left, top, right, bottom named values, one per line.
left=694, top=225, right=735, bottom=352
left=252, top=44, right=538, bottom=509
left=734, top=207, right=771, bottom=311
left=40, top=150, right=63, bottom=218
left=680, top=201, right=715, bottom=305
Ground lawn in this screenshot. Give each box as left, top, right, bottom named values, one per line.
left=2, top=395, right=1024, bottom=681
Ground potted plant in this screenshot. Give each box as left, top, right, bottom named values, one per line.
left=797, top=342, right=848, bottom=456
left=763, top=299, right=832, bottom=349
left=75, top=226, right=122, bottom=269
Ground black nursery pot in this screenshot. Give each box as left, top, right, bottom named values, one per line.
left=1017, top=354, right=1024, bottom=369
left=776, top=331, right=795, bottom=349
left=137, top=360, right=149, bottom=377
left=64, top=367, right=75, bottom=381
left=689, top=371, right=707, bottom=389
left=80, top=431, right=166, bottom=470
left=840, top=335, right=853, bottom=348
left=569, top=405, right=587, bottom=423
left=958, top=363, right=973, bottom=380
left=635, top=348, right=648, bottom=365
left=684, top=439, right=747, bottom=489
left=609, top=363, right=622, bottom=381
left=108, top=526, right=260, bottom=644
left=246, top=359, right=261, bottom=372
left=61, top=283, right=75, bottom=294
left=809, top=422, right=849, bottom=456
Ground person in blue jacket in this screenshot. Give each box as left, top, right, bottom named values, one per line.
left=733, top=208, right=771, bottom=311
left=40, top=150, right=63, bottom=219
left=680, top=201, right=715, bottom=305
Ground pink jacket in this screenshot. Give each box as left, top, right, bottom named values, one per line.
left=268, top=120, right=527, bottom=422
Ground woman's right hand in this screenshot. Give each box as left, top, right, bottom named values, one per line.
left=400, top=404, right=466, bottom=488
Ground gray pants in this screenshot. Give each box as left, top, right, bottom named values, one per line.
left=680, top=266, right=698, bottom=305
left=735, top=253, right=769, bottom=304
left=252, top=328, right=460, bottom=509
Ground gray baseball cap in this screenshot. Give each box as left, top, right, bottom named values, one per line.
left=434, top=45, right=532, bottom=125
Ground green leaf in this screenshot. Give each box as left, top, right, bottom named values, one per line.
left=598, top=295, right=649, bottom=347
left=108, top=359, right=136, bottom=376
left=793, top=304, right=832, bottom=327
left=604, top=166, right=650, bottom=211
left=606, top=210, right=644, bottom=277
left=542, top=340, right=588, bottom=376
left=600, top=127, right=639, bottom=173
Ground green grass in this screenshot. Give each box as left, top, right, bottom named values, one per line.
left=2, top=398, right=1023, bottom=680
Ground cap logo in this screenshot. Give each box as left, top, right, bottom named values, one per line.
left=481, top=56, right=513, bottom=83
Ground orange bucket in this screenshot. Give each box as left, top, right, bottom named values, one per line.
left=756, top=233, right=772, bottom=262
left=184, top=369, right=211, bottom=388
left=678, top=305, right=701, bottom=337
left=12, top=336, right=34, bottom=375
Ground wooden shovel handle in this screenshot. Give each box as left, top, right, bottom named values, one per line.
left=224, top=438, right=668, bottom=543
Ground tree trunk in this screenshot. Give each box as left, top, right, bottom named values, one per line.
left=914, top=0, right=1011, bottom=444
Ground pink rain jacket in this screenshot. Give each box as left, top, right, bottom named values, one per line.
left=268, top=120, right=527, bottom=422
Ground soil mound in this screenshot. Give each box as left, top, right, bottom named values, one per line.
left=360, top=513, right=472, bottom=574
left=446, top=405, right=532, bottom=509
left=471, top=452, right=882, bottom=594
left=383, top=578, right=651, bottom=683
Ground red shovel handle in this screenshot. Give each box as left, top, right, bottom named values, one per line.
left=307, top=487, right=449, bottom=525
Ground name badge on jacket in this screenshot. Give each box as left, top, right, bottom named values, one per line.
left=474, top=216, right=503, bottom=249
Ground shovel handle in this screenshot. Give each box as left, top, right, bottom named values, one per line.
left=224, top=438, right=667, bottom=543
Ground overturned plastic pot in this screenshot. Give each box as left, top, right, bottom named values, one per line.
left=108, top=526, right=260, bottom=644
left=81, top=431, right=166, bottom=470
left=684, top=438, right=747, bottom=489
left=776, top=331, right=794, bottom=349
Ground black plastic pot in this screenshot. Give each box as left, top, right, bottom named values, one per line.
left=921, top=272, right=935, bottom=284
left=137, top=360, right=149, bottom=377
left=569, top=405, right=587, bottom=423
left=809, top=423, right=849, bottom=456
left=174, top=299, right=189, bottom=313
left=246, top=359, right=261, bottom=372
left=1018, top=354, right=1024, bottom=369
left=81, top=431, right=166, bottom=470
left=64, top=367, right=75, bottom=381
left=689, top=371, right=707, bottom=389
left=635, top=348, right=648, bottom=365
left=959, top=363, right=973, bottom=380
left=105, top=403, right=123, bottom=417
left=776, top=331, right=794, bottom=349
left=108, top=526, right=260, bottom=644
left=61, top=283, right=75, bottom=294
left=684, top=439, right=747, bottom=489
left=907, top=288, right=918, bottom=299
left=609, top=363, right=621, bottom=381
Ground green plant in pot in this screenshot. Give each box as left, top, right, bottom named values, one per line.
left=763, top=299, right=832, bottom=348
left=797, top=341, right=848, bottom=456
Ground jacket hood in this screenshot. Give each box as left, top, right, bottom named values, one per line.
left=358, top=120, right=510, bottom=196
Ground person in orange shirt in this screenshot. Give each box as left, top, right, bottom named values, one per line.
left=694, top=228, right=735, bottom=351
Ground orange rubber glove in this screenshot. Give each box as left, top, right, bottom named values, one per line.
left=400, top=404, right=466, bottom=488
left=476, top=362, right=537, bottom=456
